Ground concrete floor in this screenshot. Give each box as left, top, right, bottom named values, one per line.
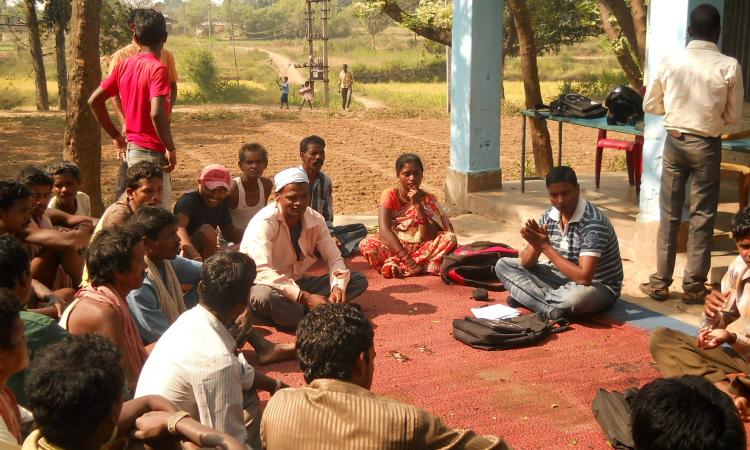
left=337, top=171, right=746, bottom=329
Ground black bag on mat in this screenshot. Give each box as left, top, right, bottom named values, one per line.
left=439, top=241, right=518, bottom=291
left=591, top=389, right=636, bottom=450
left=452, top=314, right=570, bottom=350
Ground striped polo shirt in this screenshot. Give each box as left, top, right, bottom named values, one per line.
left=540, top=197, right=623, bottom=295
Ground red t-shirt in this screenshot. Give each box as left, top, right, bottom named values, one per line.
left=101, top=53, right=171, bottom=152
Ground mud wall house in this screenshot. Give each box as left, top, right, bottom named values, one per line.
left=195, top=21, right=227, bottom=36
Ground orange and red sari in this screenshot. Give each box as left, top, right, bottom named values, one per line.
left=360, top=188, right=457, bottom=278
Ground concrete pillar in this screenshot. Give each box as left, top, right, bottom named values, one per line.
left=635, top=0, right=724, bottom=259
left=445, top=0, right=504, bottom=205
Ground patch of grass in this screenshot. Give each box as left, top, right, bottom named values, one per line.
left=357, top=80, right=562, bottom=112
left=172, top=109, right=245, bottom=122
left=0, top=78, right=60, bottom=110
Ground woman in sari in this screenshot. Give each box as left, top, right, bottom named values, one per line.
left=360, top=153, right=457, bottom=278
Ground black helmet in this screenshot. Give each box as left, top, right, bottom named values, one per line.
left=605, top=85, right=644, bottom=126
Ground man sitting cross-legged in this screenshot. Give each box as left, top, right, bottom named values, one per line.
left=135, top=251, right=288, bottom=449
left=261, top=304, right=511, bottom=450
left=47, top=161, right=92, bottom=217
left=649, top=207, right=750, bottom=420
left=495, top=166, right=623, bottom=320
left=228, top=143, right=273, bottom=232
left=0, top=235, right=68, bottom=409
left=126, top=206, right=201, bottom=345
left=240, top=167, right=368, bottom=329
left=0, top=181, right=81, bottom=316
left=95, top=161, right=163, bottom=235
left=174, top=164, right=244, bottom=261
left=17, top=166, right=95, bottom=288
left=24, top=334, right=247, bottom=450
left=80, top=161, right=163, bottom=288
left=59, top=225, right=148, bottom=395
left=299, top=135, right=367, bottom=257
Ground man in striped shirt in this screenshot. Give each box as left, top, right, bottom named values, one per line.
left=495, top=166, right=623, bottom=320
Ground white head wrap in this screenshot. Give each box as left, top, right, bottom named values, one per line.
left=274, top=167, right=309, bottom=192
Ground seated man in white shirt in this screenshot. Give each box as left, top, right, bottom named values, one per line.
left=240, top=167, right=368, bottom=329
left=135, top=251, right=287, bottom=449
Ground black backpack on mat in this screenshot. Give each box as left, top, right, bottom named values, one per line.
left=452, top=314, right=570, bottom=350
left=440, top=242, right=518, bottom=291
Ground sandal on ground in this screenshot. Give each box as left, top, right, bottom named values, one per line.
left=639, top=282, right=669, bottom=301
left=681, top=288, right=710, bottom=305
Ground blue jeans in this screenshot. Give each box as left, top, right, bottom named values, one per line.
left=126, top=143, right=172, bottom=210
left=494, top=257, right=617, bottom=317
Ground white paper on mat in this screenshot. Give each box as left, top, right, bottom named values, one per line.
left=471, top=303, right=521, bottom=320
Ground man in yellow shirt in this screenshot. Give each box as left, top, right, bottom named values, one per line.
left=109, top=8, right=179, bottom=200
left=338, top=64, right=353, bottom=111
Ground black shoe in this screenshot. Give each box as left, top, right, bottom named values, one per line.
left=506, top=296, right=521, bottom=308
left=547, top=308, right=568, bottom=321
left=681, top=288, right=710, bottom=305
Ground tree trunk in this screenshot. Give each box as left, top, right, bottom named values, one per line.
left=64, top=0, right=103, bottom=216
left=371, top=33, right=376, bottom=51
left=54, top=20, right=67, bottom=111
left=507, top=0, right=553, bottom=177
left=629, top=0, right=647, bottom=68
left=599, top=0, right=639, bottom=68
left=23, top=0, right=49, bottom=111
left=598, top=3, right=643, bottom=89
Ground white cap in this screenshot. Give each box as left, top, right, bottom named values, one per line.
left=274, top=167, right=309, bottom=192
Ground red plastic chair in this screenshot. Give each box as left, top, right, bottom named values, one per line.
left=595, top=86, right=645, bottom=195
left=595, top=130, right=644, bottom=194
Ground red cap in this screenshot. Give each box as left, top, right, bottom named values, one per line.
left=199, top=164, right=231, bottom=191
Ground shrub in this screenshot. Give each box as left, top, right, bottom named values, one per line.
left=182, top=48, right=257, bottom=103
left=350, top=58, right=447, bottom=83
left=557, top=70, right=629, bottom=101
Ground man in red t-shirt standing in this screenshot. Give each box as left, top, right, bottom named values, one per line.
left=89, top=9, right=177, bottom=210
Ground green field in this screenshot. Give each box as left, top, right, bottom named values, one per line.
left=0, top=25, right=622, bottom=111
left=357, top=80, right=562, bottom=112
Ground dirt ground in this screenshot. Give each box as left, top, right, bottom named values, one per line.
left=0, top=107, right=629, bottom=214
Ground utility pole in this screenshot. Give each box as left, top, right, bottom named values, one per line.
left=296, top=0, right=330, bottom=108
left=321, top=0, right=329, bottom=108
left=207, top=0, right=212, bottom=49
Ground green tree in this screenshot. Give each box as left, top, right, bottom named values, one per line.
left=23, top=0, right=49, bottom=111
left=43, top=0, right=71, bottom=110
left=100, top=0, right=132, bottom=55
left=352, top=1, right=394, bottom=50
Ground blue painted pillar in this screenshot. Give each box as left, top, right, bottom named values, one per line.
left=638, top=0, right=724, bottom=222
left=445, top=0, right=504, bottom=204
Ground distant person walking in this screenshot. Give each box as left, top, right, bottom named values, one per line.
left=639, top=4, right=744, bottom=304
left=299, top=81, right=314, bottom=110
left=89, top=9, right=178, bottom=211
left=277, top=76, right=290, bottom=109
left=339, top=64, right=353, bottom=110
left=108, top=8, right=179, bottom=201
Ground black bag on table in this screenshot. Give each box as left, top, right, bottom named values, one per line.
left=549, top=93, right=607, bottom=119
left=452, top=314, right=570, bottom=350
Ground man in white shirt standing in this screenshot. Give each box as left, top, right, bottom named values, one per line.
left=640, top=3, right=744, bottom=305
left=240, top=167, right=368, bottom=329
left=135, top=251, right=286, bottom=449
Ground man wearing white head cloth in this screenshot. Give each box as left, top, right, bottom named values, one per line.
left=240, top=167, right=368, bottom=328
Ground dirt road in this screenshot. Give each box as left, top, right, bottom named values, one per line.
left=237, top=45, right=385, bottom=109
